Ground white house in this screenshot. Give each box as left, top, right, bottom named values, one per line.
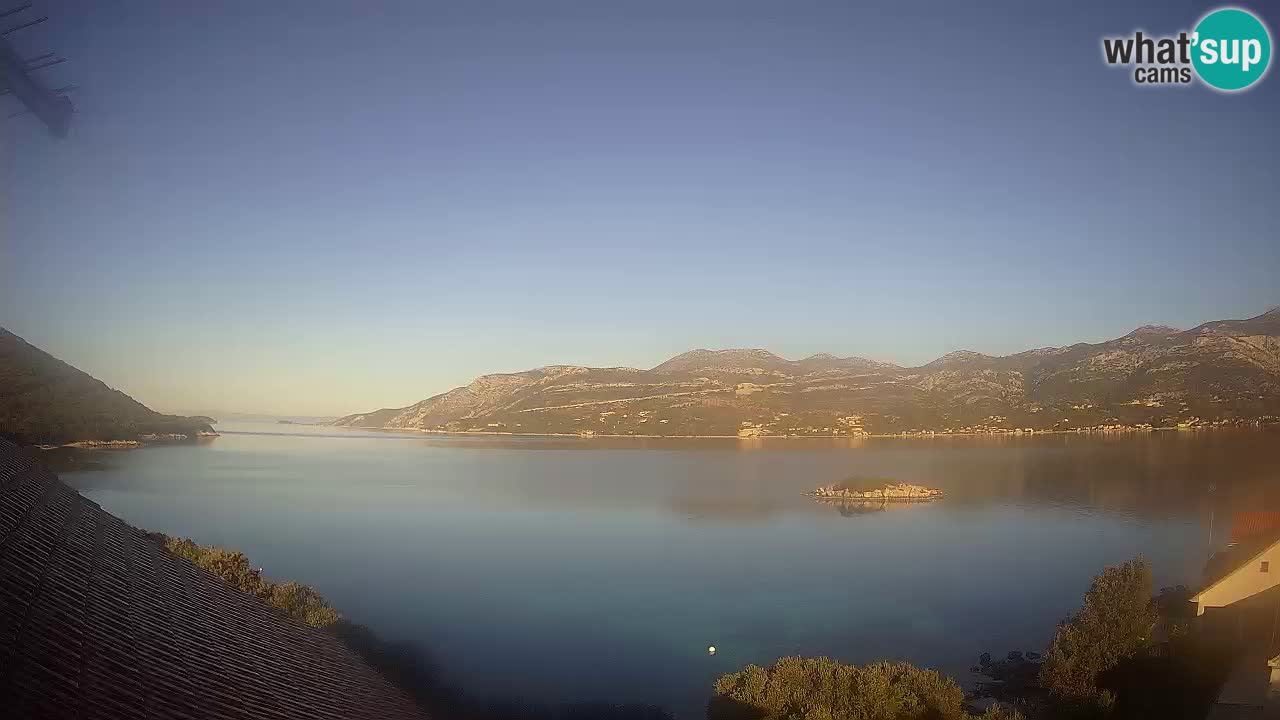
left=1196, top=523, right=1280, bottom=718
left=1192, top=535, right=1280, bottom=617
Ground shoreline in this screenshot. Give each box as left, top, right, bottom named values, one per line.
left=39, top=422, right=1274, bottom=450
left=323, top=422, right=1277, bottom=441
left=35, top=431, right=221, bottom=451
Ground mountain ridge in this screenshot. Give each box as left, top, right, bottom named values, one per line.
left=0, top=328, right=217, bottom=445
left=333, top=309, right=1280, bottom=437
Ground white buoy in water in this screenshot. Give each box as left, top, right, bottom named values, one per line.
left=708, top=646, right=717, bottom=655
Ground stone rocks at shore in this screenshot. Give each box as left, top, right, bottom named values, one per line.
left=808, top=482, right=943, bottom=502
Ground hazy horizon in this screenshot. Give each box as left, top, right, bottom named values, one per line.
left=4, top=0, right=1279, bottom=416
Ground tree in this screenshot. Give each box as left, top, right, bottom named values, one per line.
left=710, top=656, right=1022, bottom=720
left=1038, top=558, right=1156, bottom=705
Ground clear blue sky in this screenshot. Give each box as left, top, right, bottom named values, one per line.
left=3, top=0, right=1278, bottom=416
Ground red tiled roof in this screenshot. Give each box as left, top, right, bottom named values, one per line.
left=0, top=438, right=426, bottom=719
left=1229, top=511, right=1280, bottom=544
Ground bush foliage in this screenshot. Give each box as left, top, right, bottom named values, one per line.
left=157, top=534, right=339, bottom=628
left=1038, top=558, right=1156, bottom=704
left=970, top=557, right=1210, bottom=719
left=710, top=656, right=1022, bottom=720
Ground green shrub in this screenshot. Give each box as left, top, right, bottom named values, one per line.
left=266, top=581, right=340, bottom=628
left=156, top=534, right=339, bottom=628
left=1038, top=558, right=1156, bottom=705
left=710, top=656, right=1022, bottom=720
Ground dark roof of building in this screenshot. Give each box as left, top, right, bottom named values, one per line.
left=1198, top=529, right=1280, bottom=595
left=0, top=438, right=426, bottom=719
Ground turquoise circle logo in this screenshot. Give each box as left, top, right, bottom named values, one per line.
left=1192, top=8, right=1272, bottom=91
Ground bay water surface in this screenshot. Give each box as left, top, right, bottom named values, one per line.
left=60, top=423, right=1280, bottom=717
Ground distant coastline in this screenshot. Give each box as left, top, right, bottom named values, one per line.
left=36, top=432, right=219, bottom=451
left=328, top=309, right=1280, bottom=440
left=328, top=420, right=1278, bottom=441
left=46, top=420, right=1276, bottom=450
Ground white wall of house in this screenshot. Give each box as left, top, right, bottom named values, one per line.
left=1196, top=542, right=1280, bottom=615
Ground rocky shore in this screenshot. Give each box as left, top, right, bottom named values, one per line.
left=807, top=482, right=943, bottom=502
left=48, top=430, right=219, bottom=450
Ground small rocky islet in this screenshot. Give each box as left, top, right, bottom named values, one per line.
left=807, top=481, right=943, bottom=502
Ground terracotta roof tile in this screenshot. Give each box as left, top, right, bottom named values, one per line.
left=1229, top=511, right=1280, bottom=544
left=0, top=438, right=426, bottom=719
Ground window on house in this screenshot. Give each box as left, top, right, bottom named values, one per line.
left=1262, top=561, right=1270, bottom=573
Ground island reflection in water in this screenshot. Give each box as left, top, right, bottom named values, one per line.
left=813, top=499, right=934, bottom=517
left=59, top=424, right=1280, bottom=718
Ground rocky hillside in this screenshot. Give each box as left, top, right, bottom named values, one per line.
left=0, top=328, right=216, bottom=445
left=333, top=309, right=1280, bottom=437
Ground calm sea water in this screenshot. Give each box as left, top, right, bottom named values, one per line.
left=60, top=423, right=1280, bottom=718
